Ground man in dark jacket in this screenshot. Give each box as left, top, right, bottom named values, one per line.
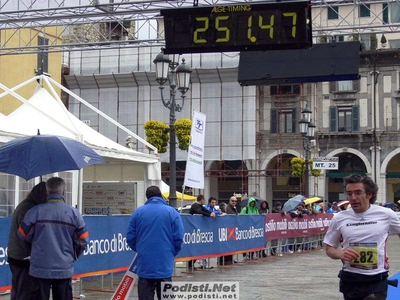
left=272, top=202, right=283, bottom=213
left=8, top=182, right=47, bottom=300
left=258, top=200, right=269, bottom=214
left=18, top=177, right=89, bottom=300
left=189, top=194, right=216, bottom=217
left=289, top=203, right=310, bottom=218
left=225, top=196, right=239, bottom=215
left=219, top=196, right=238, bottom=265
left=188, top=195, right=216, bottom=269
left=127, top=186, right=184, bottom=300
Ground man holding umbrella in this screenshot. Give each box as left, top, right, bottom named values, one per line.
left=282, top=195, right=305, bottom=213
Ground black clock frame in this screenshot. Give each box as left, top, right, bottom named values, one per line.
left=161, top=1, right=313, bottom=54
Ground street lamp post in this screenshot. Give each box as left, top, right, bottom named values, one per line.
left=298, top=105, right=316, bottom=197
left=153, top=50, right=191, bottom=208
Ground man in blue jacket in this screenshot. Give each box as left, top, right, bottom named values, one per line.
left=204, top=196, right=221, bottom=215
left=18, top=177, right=89, bottom=300
left=127, top=185, right=184, bottom=300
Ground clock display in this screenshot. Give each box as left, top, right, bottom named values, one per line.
left=161, top=1, right=312, bottom=54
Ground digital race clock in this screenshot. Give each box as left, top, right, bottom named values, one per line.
left=160, top=1, right=312, bottom=54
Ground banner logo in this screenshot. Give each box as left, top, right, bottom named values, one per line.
left=228, top=227, right=236, bottom=240
left=218, top=226, right=263, bottom=241
left=218, top=227, right=236, bottom=242
left=195, top=118, right=204, bottom=131
left=183, top=229, right=213, bottom=244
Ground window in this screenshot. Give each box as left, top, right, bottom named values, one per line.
left=37, top=36, right=49, bottom=73
left=328, top=6, right=339, bottom=20
left=359, top=4, right=370, bottom=17
left=323, top=35, right=344, bottom=43
left=288, top=177, right=301, bottom=186
left=383, top=3, right=389, bottom=24
left=270, top=85, right=300, bottom=95
left=335, top=35, right=344, bottom=42
left=330, top=80, right=359, bottom=93
left=270, top=108, right=297, bottom=134
left=279, top=110, right=294, bottom=133
left=389, top=40, right=400, bottom=48
left=329, top=106, right=359, bottom=132
left=360, top=34, right=371, bottom=50
left=397, top=71, right=400, bottom=90
left=390, top=3, right=400, bottom=23
left=338, top=81, right=353, bottom=91
left=338, top=107, right=352, bottom=132
left=107, top=21, right=129, bottom=40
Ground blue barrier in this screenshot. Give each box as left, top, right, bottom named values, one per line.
left=0, top=217, right=11, bottom=289
left=0, top=214, right=265, bottom=289
left=0, top=216, right=136, bottom=289
left=75, top=216, right=135, bottom=274
left=177, top=215, right=265, bottom=259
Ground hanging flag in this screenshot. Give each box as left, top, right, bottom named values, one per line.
left=183, top=111, right=206, bottom=189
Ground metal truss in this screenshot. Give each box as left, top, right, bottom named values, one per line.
left=0, top=0, right=400, bottom=54
left=312, top=0, right=400, bottom=37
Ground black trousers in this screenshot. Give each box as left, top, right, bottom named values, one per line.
left=33, top=277, right=72, bottom=300
left=339, top=270, right=388, bottom=300
left=138, top=277, right=172, bottom=300
left=9, top=263, right=38, bottom=300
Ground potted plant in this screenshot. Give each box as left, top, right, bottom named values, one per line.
left=144, top=120, right=169, bottom=153
left=381, top=34, right=387, bottom=48
left=175, top=118, right=192, bottom=150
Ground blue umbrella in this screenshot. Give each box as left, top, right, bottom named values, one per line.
left=383, top=203, right=398, bottom=210
left=0, top=134, right=107, bottom=180
left=282, top=194, right=305, bottom=212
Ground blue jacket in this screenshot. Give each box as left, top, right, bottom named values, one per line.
left=18, top=194, right=89, bottom=279
left=204, top=203, right=221, bottom=215
left=127, top=196, right=184, bottom=279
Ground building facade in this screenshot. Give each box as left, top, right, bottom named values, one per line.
left=0, top=27, right=62, bottom=114
left=62, top=45, right=400, bottom=208
left=59, top=1, right=400, bottom=208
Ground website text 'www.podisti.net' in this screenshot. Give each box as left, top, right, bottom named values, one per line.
left=161, top=282, right=239, bottom=299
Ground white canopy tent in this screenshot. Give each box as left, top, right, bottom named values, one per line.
left=0, top=75, right=161, bottom=212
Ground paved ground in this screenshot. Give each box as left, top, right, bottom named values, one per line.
left=2, top=235, right=400, bottom=299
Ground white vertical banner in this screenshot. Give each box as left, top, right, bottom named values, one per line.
left=183, top=111, right=206, bottom=189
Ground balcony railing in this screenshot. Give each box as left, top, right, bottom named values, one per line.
left=162, top=169, right=294, bottom=179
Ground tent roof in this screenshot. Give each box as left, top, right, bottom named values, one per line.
left=0, top=88, right=158, bottom=164
left=161, top=181, right=196, bottom=201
